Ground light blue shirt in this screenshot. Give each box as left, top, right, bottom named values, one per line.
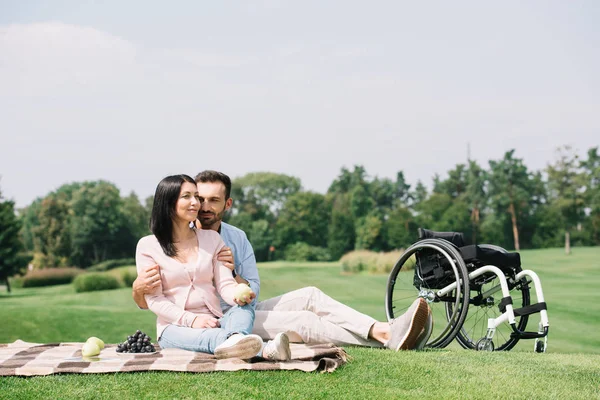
left=219, top=221, right=260, bottom=310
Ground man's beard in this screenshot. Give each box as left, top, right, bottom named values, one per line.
left=198, top=209, right=225, bottom=228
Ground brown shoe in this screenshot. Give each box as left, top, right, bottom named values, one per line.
left=386, top=298, right=429, bottom=351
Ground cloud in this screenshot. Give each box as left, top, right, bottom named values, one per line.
left=0, top=22, right=137, bottom=97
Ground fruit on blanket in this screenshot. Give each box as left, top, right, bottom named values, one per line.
left=116, top=330, right=156, bottom=353
left=233, top=283, right=253, bottom=302
left=81, top=341, right=101, bottom=357
left=86, top=336, right=105, bottom=350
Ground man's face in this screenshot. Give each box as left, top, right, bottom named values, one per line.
left=196, top=181, right=232, bottom=229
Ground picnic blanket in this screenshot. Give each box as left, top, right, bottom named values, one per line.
left=0, top=340, right=348, bottom=376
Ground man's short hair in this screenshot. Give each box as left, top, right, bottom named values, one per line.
left=194, top=170, right=232, bottom=199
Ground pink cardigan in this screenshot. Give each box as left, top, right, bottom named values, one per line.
left=135, top=229, right=238, bottom=339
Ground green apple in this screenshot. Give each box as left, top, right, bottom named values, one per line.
left=81, top=341, right=101, bottom=357
left=86, top=336, right=105, bottom=350
left=233, top=283, right=253, bottom=302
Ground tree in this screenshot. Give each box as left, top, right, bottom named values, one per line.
left=18, top=198, right=42, bottom=252
left=247, top=219, right=273, bottom=262
left=412, top=180, right=428, bottom=207
left=369, top=177, right=395, bottom=215
left=414, top=192, right=453, bottom=232
left=327, top=165, right=368, bottom=195
left=355, top=212, right=383, bottom=250
left=328, top=167, right=353, bottom=194
left=384, top=206, right=417, bottom=249
left=546, top=146, right=586, bottom=254
left=327, top=193, right=355, bottom=260
left=350, top=184, right=374, bottom=220
left=121, top=192, right=151, bottom=251
left=393, top=171, right=412, bottom=207
left=0, top=188, right=30, bottom=292
left=231, top=172, right=301, bottom=223
left=122, top=192, right=150, bottom=238
left=437, top=164, right=467, bottom=199
left=580, top=147, right=600, bottom=245
left=69, top=181, right=128, bottom=267
left=30, top=193, right=72, bottom=268
left=464, top=161, right=486, bottom=243
left=436, top=199, right=473, bottom=241
left=488, top=150, right=537, bottom=251
left=275, top=192, right=330, bottom=252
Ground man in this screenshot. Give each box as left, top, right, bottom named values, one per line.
left=133, top=170, right=432, bottom=351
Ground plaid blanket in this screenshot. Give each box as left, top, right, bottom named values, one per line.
left=0, top=340, right=347, bottom=376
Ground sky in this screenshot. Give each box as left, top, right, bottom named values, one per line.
left=0, top=1, right=598, bottom=208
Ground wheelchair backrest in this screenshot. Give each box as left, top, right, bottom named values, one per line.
left=418, top=228, right=466, bottom=248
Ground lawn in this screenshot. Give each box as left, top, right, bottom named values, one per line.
left=1, top=247, right=599, bottom=399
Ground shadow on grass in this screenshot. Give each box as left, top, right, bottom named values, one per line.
left=0, top=292, right=37, bottom=299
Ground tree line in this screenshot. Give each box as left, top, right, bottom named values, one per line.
left=0, top=146, right=598, bottom=280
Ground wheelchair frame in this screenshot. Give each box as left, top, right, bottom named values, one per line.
left=385, top=229, right=550, bottom=352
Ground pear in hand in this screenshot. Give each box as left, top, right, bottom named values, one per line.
left=233, top=283, right=253, bottom=303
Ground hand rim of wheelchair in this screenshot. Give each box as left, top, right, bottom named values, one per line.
left=385, top=238, right=470, bottom=349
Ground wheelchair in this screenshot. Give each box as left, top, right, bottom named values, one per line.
left=385, top=228, right=549, bottom=352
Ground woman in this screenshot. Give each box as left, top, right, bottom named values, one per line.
left=136, top=174, right=290, bottom=360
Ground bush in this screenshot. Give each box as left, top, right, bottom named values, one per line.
left=9, top=276, right=24, bottom=289
left=30, top=252, right=69, bottom=269
left=121, top=268, right=137, bottom=287
left=73, top=273, right=121, bottom=293
left=340, top=249, right=404, bottom=274
left=21, top=268, right=84, bottom=288
left=104, top=266, right=137, bottom=287
left=88, top=258, right=136, bottom=272
left=284, top=242, right=331, bottom=262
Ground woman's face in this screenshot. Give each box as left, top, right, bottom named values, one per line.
left=174, top=182, right=200, bottom=223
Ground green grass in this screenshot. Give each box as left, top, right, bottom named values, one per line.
left=1, top=247, right=599, bottom=399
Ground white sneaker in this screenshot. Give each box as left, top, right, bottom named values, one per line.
left=214, top=334, right=263, bottom=360
left=262, top=332, right=291, bottom=361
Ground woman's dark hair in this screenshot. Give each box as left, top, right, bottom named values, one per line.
left=150, top=174, right=196, bottom=257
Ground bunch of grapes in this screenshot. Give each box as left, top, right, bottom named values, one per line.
left=116, top=329, right=156, bottom=353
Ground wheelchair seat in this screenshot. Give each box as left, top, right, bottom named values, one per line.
left=417, top=228, right=521, bottom=270
left=459, top=245, right=521, bottom=271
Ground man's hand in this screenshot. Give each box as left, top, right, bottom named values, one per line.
left=217, top=246, right=235, bottom=271
left=192, top=315, right=220, bottom=329
left=132, top=265, right=161, bottom=309
left=137, top=265, right=161, bottom=293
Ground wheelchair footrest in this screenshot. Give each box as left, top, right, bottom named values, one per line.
left=512, top=302, right=547, bottom=317
left=510, top=326, right=549, bottom=340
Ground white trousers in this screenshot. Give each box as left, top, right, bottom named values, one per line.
left=252, top=286, right=382, bottom=347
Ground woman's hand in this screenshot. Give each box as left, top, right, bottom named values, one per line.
left=234, top=290, right=256, bottom=306
left=192, top=314, right=220, bottom=329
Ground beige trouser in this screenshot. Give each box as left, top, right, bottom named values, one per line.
left=252, top=286, right=382, bottom=347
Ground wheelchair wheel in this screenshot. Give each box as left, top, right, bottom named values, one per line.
left=452, top=244, right=531, bottom=351
left=386, top=239, right=470, bottom=348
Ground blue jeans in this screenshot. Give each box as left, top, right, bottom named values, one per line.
left=158, top=304, right=256, bottom=354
